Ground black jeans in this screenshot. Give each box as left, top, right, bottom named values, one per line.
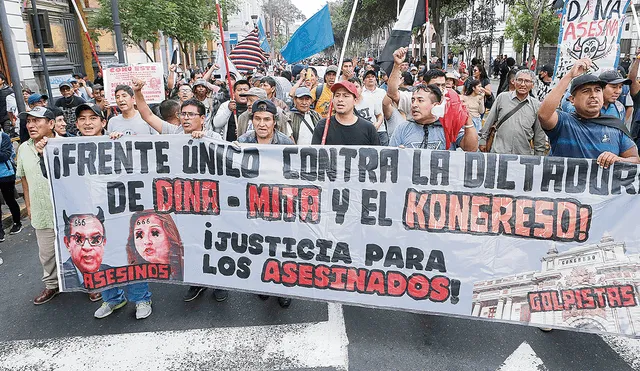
left=0, top=180, right=21, bottom=224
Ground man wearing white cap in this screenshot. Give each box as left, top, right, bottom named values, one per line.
left=289, top=87, right=322, bottom=145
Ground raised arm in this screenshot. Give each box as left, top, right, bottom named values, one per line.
left=167, top=64, right=177, bottom=91
left=132, top=78, right=165, bottom=133
left=538, top=58, right=592, bottom=130
left=386, top=47, right=406, bottom=106
left=289, top=69, right=306, bottom=98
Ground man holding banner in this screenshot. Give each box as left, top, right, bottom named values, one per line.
left=539, top=58, right=640, bottom=165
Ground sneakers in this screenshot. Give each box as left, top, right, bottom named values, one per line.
left=183, top=286, right=206, bottom=302
left=0, top=231, right=5, bottom=243
left=33, top=287, right=60, bottom=305
left=135, top=301, right=152, bottom=319
left=88, top=292, right=102, bottom=302
left=213, top=289, right=228, bottom=302
left=94, top=300, right=127, bottom=319
left=9, top=223, right=22, bottom=235
left=257, top=294, right=270, bottom=301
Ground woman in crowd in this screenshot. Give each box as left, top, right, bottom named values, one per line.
left=470, top=65, right=493, bottom=112
left=461, top=79, right=485, bottom=131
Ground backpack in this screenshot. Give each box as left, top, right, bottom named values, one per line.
left=313, top=84, right=324, bottom=108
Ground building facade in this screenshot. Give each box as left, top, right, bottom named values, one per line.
left=472, top=235, right=640, bottom=335
left=1, top=0, right=36, bottom=88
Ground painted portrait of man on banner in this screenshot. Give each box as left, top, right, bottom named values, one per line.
left=554, top=0, right=631, bottom=79
left=61, top=207, right=111, bottom=290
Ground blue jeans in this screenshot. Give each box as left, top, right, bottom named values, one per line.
left=472, top=116, right=482, bottom=131
left=102, top=283, right=152, bottom=305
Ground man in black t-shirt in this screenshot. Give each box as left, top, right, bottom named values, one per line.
left=312, top=81, right=380, bottom=145
left=54, top=81, right=85, bottom=135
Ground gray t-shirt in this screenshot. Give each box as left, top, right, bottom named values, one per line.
left=107, top=111, right=158, bottom=135
left=161, top=120, right=222, bottom=140
left=389, top=119, right=463, bottom=150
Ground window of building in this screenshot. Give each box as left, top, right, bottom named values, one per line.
left=30, top=10, right=53, bottom=48
left=626, top=22, right=630, bottom=31
left=487, top=307, right=497, bottom=319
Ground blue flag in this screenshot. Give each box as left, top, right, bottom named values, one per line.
left=257, top=19, right=271, bottom=53
left=280, top=4, right=334, bottom=63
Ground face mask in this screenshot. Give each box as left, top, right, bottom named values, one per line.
left=431, top=102, right=445, bottom=118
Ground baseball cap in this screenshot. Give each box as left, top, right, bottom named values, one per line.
left=27, top=93, right=48, bottom=105
left=326, top=65, right=339, bottom=75
left=539, top=65, right=554, bottom=76
left=294, top=87, right=313, bottom=98
left=59, top=81, right=72, bottom=89
left=331, top=80, right=359, bottom=98
left=193, top=79, right=211, bottom=90
left=599, top=69, right=631, bottom=85
left=74, top=103, right=105, bottom=120
left=239, top=87, right=267, bottom=99
left=445, top=72, right=459, bottom=81
left=69, top=78, right=78, bottom=84
left=364, top=70, right=377, bottom=79
left=570, top=74, right=607, bottom=95
left=251, top=99, right=277, bottom=116
left=18, top=106, right=54, bottom=121
left=410, top=66, right=418, bottom=72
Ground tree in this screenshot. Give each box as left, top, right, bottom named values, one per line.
left=262, top=0, right=306, bottom=40
left=90, top=0, right=239, bottom=64
left=504, top=0, right=560, bottom=62
left=328, top=0, right=472, bottom=58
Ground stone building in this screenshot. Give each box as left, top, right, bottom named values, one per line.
left=472, top=235, right=640, bottom=335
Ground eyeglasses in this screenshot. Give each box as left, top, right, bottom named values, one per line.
left=178, top=112, right=201, bottom=118
left=71, top=233, right=104, bottom=246
left=515, top=78, right=533, bottom=85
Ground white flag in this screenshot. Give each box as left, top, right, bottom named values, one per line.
left=215, top=44, right=242, bottom=80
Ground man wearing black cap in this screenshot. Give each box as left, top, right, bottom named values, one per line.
left=16, top=107, right=62, bottom=304
left=54, top=81, right=85, bottom=135
left=238, top=100, right=294, bottom=145
left=599, top=70, right=630, bottom=120
left=535, top=65, right=554, bottom=101
left=538, top=58, right=639, bottom=165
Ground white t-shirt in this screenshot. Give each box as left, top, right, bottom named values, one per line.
left=107, top=111, right=158, bottom=135
left=297, top=113, right=315, bottom=145
left=356, top=88, right=383, bottom=130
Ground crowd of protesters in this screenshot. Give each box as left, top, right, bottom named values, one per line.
left=1, top=42, right=639, bottom=321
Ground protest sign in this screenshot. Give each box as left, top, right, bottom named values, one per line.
left=102, top=63, right=165, bottom=105
left=46, top=136, right=640, bottom=337
left=554, top=0, right=630, bottom=79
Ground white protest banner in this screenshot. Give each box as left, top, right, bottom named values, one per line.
left=103, top=63, right=165, bottom=105
left=554, top=0, right=630, bottom=79
left=46, top=136, right=640, bottom=337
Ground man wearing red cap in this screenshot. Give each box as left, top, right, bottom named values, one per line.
left=311, top=80, right=380, bottom=145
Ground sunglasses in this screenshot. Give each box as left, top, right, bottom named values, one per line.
left=71, top=233, right=104, bottom=246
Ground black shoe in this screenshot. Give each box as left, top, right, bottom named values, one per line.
left=9, top=223, right=22, bottom=235
left=277, top=297, right=292, bottom=308
left=257, top=294, right=270, bottom=301
left=213, top=289, right=228, bottom=302
left=0, top=231, right=5, bottom=243
left=183, top=286, right=206, bottom=302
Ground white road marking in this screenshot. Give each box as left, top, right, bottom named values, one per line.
left=601, top=335, right=640, bottom=370
left=0, top=303, right=349, bottom=371
left=496, top=341, right=546, bottom=371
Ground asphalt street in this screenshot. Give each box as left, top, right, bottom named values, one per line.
left=0, top=221, right=639, bottom=371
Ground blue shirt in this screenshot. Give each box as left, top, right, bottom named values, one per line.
left=389, top=119, right=464, bottom=150
left=546, top=111, right=635, bottom=158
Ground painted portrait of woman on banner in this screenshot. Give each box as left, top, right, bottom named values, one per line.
left=125, top=210, right=184, bottom=280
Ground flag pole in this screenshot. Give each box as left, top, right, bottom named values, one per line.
left=321, top=0, right=359, bottom=145
left=216, top=0, right=235, bottom=103
left=215, top=0, right=238, bottom=128
left=70, top=0, right=103, bottom=75
left=425, top=0, right=430, bottom=71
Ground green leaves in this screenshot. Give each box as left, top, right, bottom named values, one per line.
left=504, top=0, right=559, bottom=54
left=89, top=0, right=238, bottom=47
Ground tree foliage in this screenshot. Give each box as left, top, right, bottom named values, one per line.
left=504, top=0, right=560, bottom=59
left=328, top=0, right=472, bottom=57
left=90, top=0, right=239, bottom=62
left=261, top=0, right=306, bottom=38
